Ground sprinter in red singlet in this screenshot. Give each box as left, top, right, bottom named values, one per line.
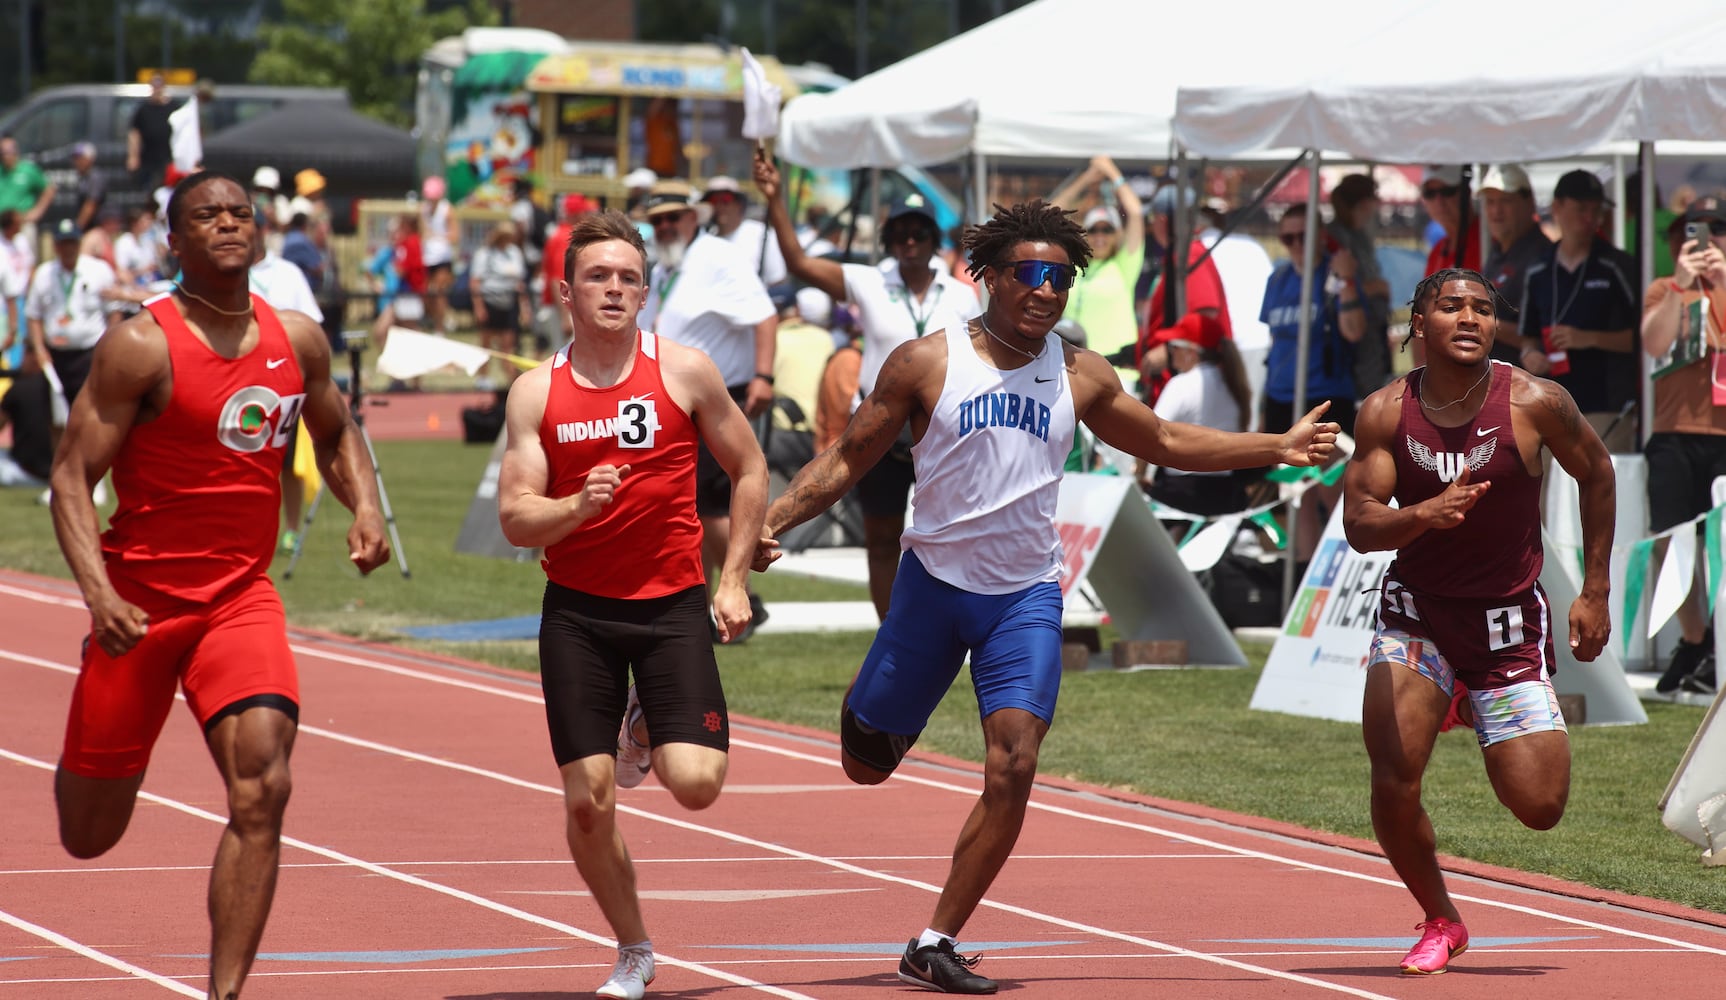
left=496, top=209, right=768, bottom=1000
left=46, top=171, right=388, bottom=1000
left=1343, top=269, right=1615, bottom=977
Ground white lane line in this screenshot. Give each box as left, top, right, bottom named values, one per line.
left=0, top=854, right=1229, bottom=876
left=0, top=909, right=202, bottom=996
left=0, top=748, right=819, bottom=1000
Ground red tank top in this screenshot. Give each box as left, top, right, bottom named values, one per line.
left=103, top=293, right=304, bottom=607
left=1390, top=360, right=1542, bottom=598
left=539, top=332, right=704, bottom=599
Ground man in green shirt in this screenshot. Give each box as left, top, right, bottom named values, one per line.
left=1048, top=156, right=1146, bottom=389
left=0, top=137, right=56, bottom=226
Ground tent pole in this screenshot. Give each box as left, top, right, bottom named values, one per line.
left=1611, top=153, right=1628, bottom=248
left=972, top=149, right=987, bottom=226
left=1166, top=145, right=1189, bottom=326
left=1639, top=141, right=1656, bottom=453
left=1282, top=147, right=1321, bottom=610
left=868, top=167, right=882, bottom=264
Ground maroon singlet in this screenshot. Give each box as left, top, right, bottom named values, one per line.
left=1389, top=360, right=1542, bottom=598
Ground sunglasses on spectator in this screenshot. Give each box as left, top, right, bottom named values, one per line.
left=1278, top=232, right=1305, bottom=247
left=706, top=193, right=740, bottom=206
left=650, top=211, right=690, bottom=229
left=1422, top=184, right=1461, bottom=199
left=1689, top=219, right=1726, bottom=237
left=1000, top=259, right=1077, bottom=292
left=1087, top=225, right=1117, bottom=236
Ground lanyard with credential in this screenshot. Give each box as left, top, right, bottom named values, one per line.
left=1548, top=243, right=1595, bottom=327
left=897, top=281, right=943, bottom=338
left=57, top=264, right=77, bottom=319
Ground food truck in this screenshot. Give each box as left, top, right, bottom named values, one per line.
left=417, top=28, right=960, bottom=230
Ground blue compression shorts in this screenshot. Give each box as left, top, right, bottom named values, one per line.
left=847, top=549, right=1065, bottom=736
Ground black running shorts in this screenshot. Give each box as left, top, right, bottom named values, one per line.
left=539, top=580, right=729, bottom=766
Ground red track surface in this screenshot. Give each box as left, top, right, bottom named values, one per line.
left=2, top=568, right=1723, bottom=999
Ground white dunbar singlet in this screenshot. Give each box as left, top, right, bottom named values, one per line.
left=901, top=322, right=1076, bottom=595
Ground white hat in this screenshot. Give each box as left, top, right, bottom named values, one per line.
left=1082, top=206, right=1117, bottom=229
left=623, top=167, right=658, bottom=191
left=1422, top=164, right=1465, bottom=188
left=252, top=166, right=281, bottom=191
left=1477, top=163, right=1532, bottom=195
left=702, top=175, right=743, bottom=200
left=796, top=286, right=831, bottom=327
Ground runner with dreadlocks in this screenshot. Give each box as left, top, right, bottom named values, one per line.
left=1343, top=268, right=1614, bottom=976
left=753, top=199, right=1340, bottom=995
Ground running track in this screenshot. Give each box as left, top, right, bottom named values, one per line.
left=1, top=568, right=1723, bottom=999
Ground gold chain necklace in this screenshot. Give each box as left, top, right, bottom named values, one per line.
left=979, top=317, right=1044, bottom=361
left=175, top=283, right=253, bottom=317
left=1419, top=365, right=1491, bottom=411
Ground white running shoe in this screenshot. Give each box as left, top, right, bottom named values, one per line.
left=596, top=945, right=655, bottom=999
left=615, top=685, right=651, bottom=789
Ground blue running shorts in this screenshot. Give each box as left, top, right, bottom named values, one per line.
left=847, top=549, right=1065, bottom=736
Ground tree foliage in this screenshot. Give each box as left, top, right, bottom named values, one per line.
left=636, top=0, right=1036, bottom=80
left=250, top=0, right=495, bottom=127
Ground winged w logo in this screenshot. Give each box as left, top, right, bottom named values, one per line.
left=1407, top=436, right=1495, bottom=483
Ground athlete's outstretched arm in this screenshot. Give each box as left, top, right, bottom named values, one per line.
left=1341, top=382, right=1491, bottom=552
left=1075, top=349, right=1337, bottom=470
left=48, top=318, right=165, bottom=656
left=760, top=337, right=930, bottom=550
left=1530, top=376, right=1613, bottom=660
left=289, top=313, right=387, bottom=573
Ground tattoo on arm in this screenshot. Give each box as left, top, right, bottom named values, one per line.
left=1537, top=380, right=1584, bottom=439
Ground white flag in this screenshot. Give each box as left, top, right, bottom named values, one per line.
left=168, top=97, right=202, bottom=172
left=739, top=47, right=781, bottom=140
left=375, top=328, right=491, bottom=380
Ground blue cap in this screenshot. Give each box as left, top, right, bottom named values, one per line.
left=51, top=218, right=79, bottom=242
left=885, top=191, right=937, bottom=225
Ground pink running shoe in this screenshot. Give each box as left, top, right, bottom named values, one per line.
left=1400, top=917, right=1469, bottom=975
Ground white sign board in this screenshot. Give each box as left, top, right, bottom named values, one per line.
left=1251, top=504, right=1394, bottom=722
left=1254, top=504, right=1646, bottom=726
left=1054, top=474, right=1244, bottom=667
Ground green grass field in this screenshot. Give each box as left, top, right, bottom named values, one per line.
left=6, top=436, right=1723, bottom=914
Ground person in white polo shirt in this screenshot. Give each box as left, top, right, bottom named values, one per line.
left=27, top=218, right=119, bottom=416
left=26, top=217, right=119, bottom=503
left=702, top=174, right=787, bottom=287
left=754, top=151, right=981, bottom=619
left=639, top=179, right=778, bottom=641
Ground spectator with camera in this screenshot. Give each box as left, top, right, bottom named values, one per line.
left=1639, top=195, right=1726, bottom=696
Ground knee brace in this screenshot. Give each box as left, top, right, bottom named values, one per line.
left=840, top=702, right=918, bottom=774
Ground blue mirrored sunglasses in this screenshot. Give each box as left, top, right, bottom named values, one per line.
left=1002, top=259, right=1077, bottom=292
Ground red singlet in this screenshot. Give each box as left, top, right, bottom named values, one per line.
left=103, top=293, right=304, bottom=609
left=539, top=332, right=704, bottom=599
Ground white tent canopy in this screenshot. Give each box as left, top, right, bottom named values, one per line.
left=777, top=0, right=1391, bottom=168
left=1173, top=0, right=1726, bottom=162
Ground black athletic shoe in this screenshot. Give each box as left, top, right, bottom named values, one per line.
left=1658, top=636, right=1710, bottom=694
left=897, top=938, right=999, bottom=995
left=1682, top=657, right=1717, bottom=696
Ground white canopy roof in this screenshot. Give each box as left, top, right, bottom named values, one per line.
left=778, top=0, right=1390, bottom=168
left=1174, top=0, right=1726, bottom=163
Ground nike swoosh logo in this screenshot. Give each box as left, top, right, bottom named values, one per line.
left=1507, top=666, right=1532, bottom=678
left=266, top=358, right=288, bottom=369
left=1034, top=376, right=1054, bottom=384
left=1476, top=425, right=1500, bottom=437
